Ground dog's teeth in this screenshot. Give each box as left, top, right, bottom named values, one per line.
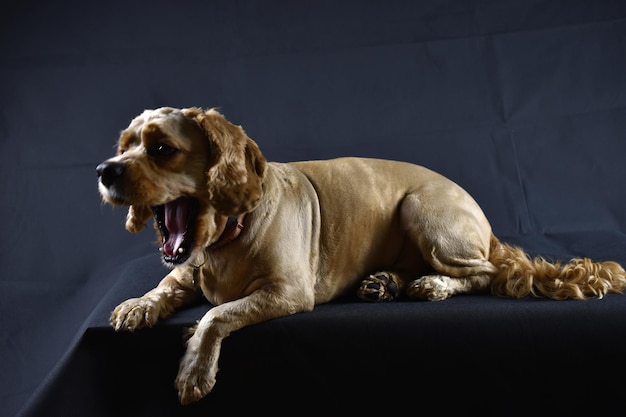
left=178, top=247, right=185, bottom=254
left=158, top=247, right=163, bottom=252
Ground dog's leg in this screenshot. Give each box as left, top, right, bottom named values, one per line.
left=399, top=190, right=497, bottom=301
left=110, top=269, right=200, bottom=331
left=175, top=286, right=310, bottom=404
left=357, top=272, right=403, bottom=302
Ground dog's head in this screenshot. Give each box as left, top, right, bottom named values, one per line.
left=96, top=107, right=267, bottom=265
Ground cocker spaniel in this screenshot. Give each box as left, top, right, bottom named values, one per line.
left=96, top=106, right=626, bottom=404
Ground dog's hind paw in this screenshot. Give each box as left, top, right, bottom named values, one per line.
left=357, top=272, right=400, bottom=302
left=406, top=275, right=452, bottom=301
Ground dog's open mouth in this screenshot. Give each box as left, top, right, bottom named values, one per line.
left=152, top=197, right=199, bottom=264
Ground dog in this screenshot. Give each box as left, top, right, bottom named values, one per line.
left=96, top=106, right=626, bottom=404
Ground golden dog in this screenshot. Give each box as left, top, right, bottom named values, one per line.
left=96, top=106, right=626, bottom=404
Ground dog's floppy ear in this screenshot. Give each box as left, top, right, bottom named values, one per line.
left=184, top=107, right=267, bottom=215
left=125, top=205, right=153, bottom=233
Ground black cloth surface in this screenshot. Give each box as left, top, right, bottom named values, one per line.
left=2, top=1, right=626, bottom=416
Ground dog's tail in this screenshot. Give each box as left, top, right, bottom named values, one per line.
left=488, top=235, right=626, bottom=300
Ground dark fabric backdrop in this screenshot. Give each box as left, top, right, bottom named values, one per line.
left=2, top=1, right=626, bottom=416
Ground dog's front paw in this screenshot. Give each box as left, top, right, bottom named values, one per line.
left=406, top=275, right=452, bottom=301
left=175, top=349, right=217, bottom=405
left=110, top=297, right=160, bottom=331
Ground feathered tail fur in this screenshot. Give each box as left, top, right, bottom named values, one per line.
left=488, top=235, right=626, bottom=300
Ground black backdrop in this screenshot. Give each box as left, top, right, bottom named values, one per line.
left=2, top=1, right=626, bottom=416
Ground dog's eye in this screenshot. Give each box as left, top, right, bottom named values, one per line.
left=157, top=144, right=177, bottom=155
left=150, top=143, right=178, bottom=157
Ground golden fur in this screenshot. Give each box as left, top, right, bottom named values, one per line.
left=96, top=106, right=626, bottom=404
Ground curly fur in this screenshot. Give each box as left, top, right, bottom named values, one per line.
left=489, top=236, right=626, bottom=299
left=184, top=108, right=267, bottom=216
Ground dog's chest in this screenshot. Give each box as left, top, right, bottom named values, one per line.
left=193, top=253, right=251, bottom=305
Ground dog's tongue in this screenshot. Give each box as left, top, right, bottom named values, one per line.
left=163, top=198, right=189, bottom=257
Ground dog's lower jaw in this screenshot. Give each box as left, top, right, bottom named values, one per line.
left=159, top=248, right=192, bottom=266
left=160, top=248, right=206, bottom=270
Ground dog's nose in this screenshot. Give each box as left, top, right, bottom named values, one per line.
left=96, top=162, right=125, bottom=187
